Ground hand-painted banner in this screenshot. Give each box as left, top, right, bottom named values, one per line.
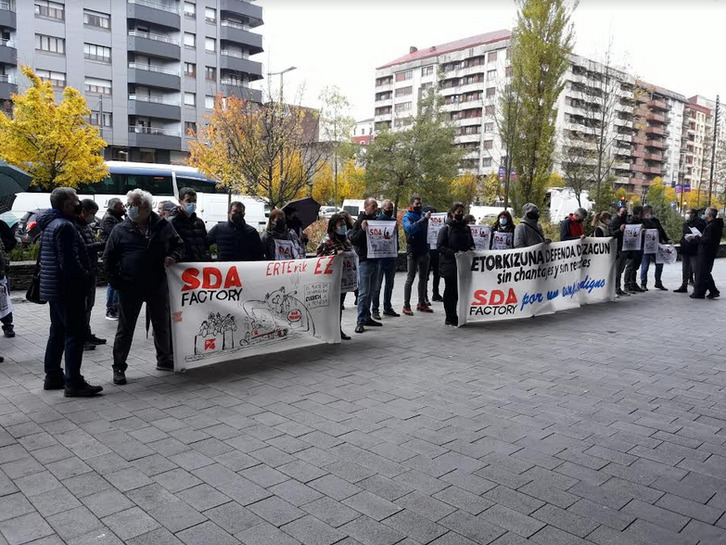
left=622, top=224, right=643, bottom=251
left=656, top=244, right=677, bottom=265
left=470, top=225, right=492, bottom=251
left=167, top=257, right=342, bottom=371
left=643, top=229, right=659, bottom=254
left=456, top=238, right=616, bottom=326
left=366, top=220, right=397, bottom=259
left=427, top=213, right=447, bottom=247
left=340, top=251, right=358, bottom=292
left=491, top=231, right=513, bottom=250
left=0, top=278, right=12, bottom=320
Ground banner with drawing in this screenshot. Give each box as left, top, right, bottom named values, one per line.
left=167, top=257, right=342, bottom=371
left=366, top=220, right=397, bottom=259
left=469, top=225, right=492, bottom=251
left=643, top=229, right=659, bottom=254
left=622, top=224, right=643, bottom=251
left=656, top=244, right=677, bottom=265
left=340, top=251, right=358, bottom=292
left=427, top=213, right=447, bottom=248
left=456, top=238, right=616, bottom=326
left=491, top=231, right=513, bottom=250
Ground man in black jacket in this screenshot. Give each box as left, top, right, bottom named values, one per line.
left=170, top=187, right=211, bottom=262
left=100, top=198, right=124, bottom=320
left=691, top=207, right=723, bottom=299
left=609, top=206, right=629, bottom=297
left=207, top=201, right=263, bottom=261
left=674, top=208, right=706, bottom=293
left=76, top=199, right=106, bottom=348
left=640, top=205, right=672, bottom=291
left=623, top=205, right=646, bottom=293
left=348, top=197, right=382, bottom=333
left=103, top=189, right=184, bottom=384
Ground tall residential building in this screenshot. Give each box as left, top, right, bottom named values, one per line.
left=0, top=0, right=263, bottom=163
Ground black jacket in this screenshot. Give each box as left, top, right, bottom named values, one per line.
left=103, top=213, right=184, bottom=293
left=207, top=220, right=263, bottom=262
left=75, top=220, right=104, bottom=275
left=643, top=216, right=669, bottom=243
left=0, top=220, right=16, bottom=253
left=348, top=212, right=377, bottom=261
left=698, top=218, right=724, bottom=259
left=100, top=210, right=123, bottom=243
left=680, top=217, right=706, bottom=256
left=170, top=210, right=211, bottom=262
left=437, top=219, right=474, bottom=278
left=609, top=213, right=628, bottom=252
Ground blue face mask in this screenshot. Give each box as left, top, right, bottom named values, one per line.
left=184, top=203, right=196, bottom=215
left=701, top=214, right=707, bottom=221
left=127, top=206, right=140, bottom=222
left=499, top=217, right=508, bottom=226
left=336, top=225, right=347, bottom=235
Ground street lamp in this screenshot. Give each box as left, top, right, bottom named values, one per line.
left=267, top=67, right=298, bottom=199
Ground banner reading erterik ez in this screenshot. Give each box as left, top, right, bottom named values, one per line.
left=167, top=256, right=343, bottom=371
left=456, top=238, right=616, bottom=326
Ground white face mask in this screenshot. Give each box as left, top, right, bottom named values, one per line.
left=127, top=206, right=140, bottom=222
left=499, top=217, right=508, bottom=226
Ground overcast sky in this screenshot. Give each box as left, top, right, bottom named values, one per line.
left=256, top=0, right=725, bottom=120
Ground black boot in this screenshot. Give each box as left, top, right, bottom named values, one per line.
left=673, top=286, right=688, bottom=293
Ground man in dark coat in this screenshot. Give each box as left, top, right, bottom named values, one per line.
left=674, top=208, right=706, bottom=293
left=103, top=189, right=184, bottom=385
left=207, top=201, right=264, bottom=261
left=623, top=205, right=646, bottom=293
left=76, top=199, right=106, bottom=348
left=38, top=187, right=102, bottom=397
left=348, top=197, right=382, bottom=333
left=100, top=198, right=124, bottom=320
left=170, top=187, right=211, bottom=262
left=560, top=207, right=587, bottom=241
left=371, top=200, right=400, bottom=320
left=691, top=207, right=723, bottom=299
left=640, top=205, right=672, bottom=291
left=609, top=206, right=629, bottom=296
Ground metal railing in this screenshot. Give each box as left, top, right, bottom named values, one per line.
left=220, top=49, right=248, bottom=59
left=221, top=19, right=250, bottom=30
left=128, top=62, right=179, bottom=76
left=128, top=30, right=178, bottom=45
left=85, top=53, right=111, bottom=63
left=0, top=73, right=16, bottom=84
left=128, top=125, right=180, bottom=137
left=128, top=0, right=179, bottom=14
left=0, top=0, right=15, bottom=11
left=220, top=79, right=245, bottom=87
left=128, top=94, right=179, bottom=106
left=0, top=39, right=15, bottom=48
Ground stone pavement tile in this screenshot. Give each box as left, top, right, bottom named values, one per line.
left=247, top=495, right=305, bottom=527
left=567, top=481, right=632, bottom=510
left=64, top=528, right=124, bottom=545
left=29, top=486, right=82, bottom=517
left=153, top=468, right=202, bottom=493
left=81, top=488, right=135, bottom=519
left=29, top=445, right=72, bottom=465
left=168, top=450, right=214, bottom=472
left=0, top=512, right=55, bottom=545
left=126, top=527, right=183, bottom=545
left=393, top=469, right=448, bottom=496
left=177, top=483, right=230, bottom=511
left=438, top=510, right=505, bottom=545
left=0, top=494, right=35, bottom=523
left=125, top=483, right=180, bottom=511
left=132, top=454, right=177, bottom=477
left=308, top=474, right=361, bottom=501
left=236, top=522, right=300, bottom=545
left=268, top=479, right=322, bottom=507
left=148, top=501, right=206, bottom=533
left=394, top=490, right=457, bottom=522
left=104, top=468, right=153, bottom=492
left=655, top=492, right=724, bottom=525
left=382, top=509, right=449, bottom=544
left=84, top=453, right=132, bottom=476
left=1, top=457, right=44, bottom=480
left=342, top=490, right=401, bottom=521
left=301, top=497, right=360, bottom=528
left=339, top=515, right=406, bottom=545
left=623, top=519, right=697, bottom=545
left=323, top=460, right=377, bottom=484
left=518, top=479, right=579, bottom=509
left=176, top=521, right=240, bottom=545
left=357, top=474, right=413, bottom=502
left=483, top=485, right=545, bottom=515
left=680, top=519, right=726, bottom=544
left=478, top=503, right=546, bottom=538
left=621, top=498, right=690, bottom=533
left=531, top=504, right=599, bottom=537
left=240, top=464, right=289, bottom=487
left=277, top=460, right=328, bottom=484
left=46, top=505, right=103, bottom=541
left=102, top=506, right=160, bottom=541
left=599, top=476, right=664, bottom=504
left=528, top=525, right=592, bottom=545
left=280, top=515, right=346, bottom=545
left=428, top=531, right=483, bottom=545
left=214, top=450, right=259, bottom=472
left=440, top=469, right=498, bottom=495
left=12, top=471, right=61, bottom=498
left=204, top=502, right=262, bottom=535
left=63, top=471, right=112, bottom=498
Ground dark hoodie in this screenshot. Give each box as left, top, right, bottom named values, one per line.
left=680, top=215, right=706, bottom=256
left=699, top=217, right=724, bottom=259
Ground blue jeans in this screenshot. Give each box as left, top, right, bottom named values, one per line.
left=372, top=258, right=396, bottom=313
left=44, top=299, right=86, bottom=383
left=106, top=284, right=119, bottom=312
left=640, top=253, right=663, bottom=285
left=357, top=260, right=378, bottom=325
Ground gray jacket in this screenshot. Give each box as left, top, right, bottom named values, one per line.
left=514, top=203, right=546, bottom=248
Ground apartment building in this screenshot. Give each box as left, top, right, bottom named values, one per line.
left=351, top=118, right=374, bottom=146
left=0, top=0, right=263, bottom=163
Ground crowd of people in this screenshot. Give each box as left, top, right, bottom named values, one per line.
left=6, top=185, right=722, bottom=397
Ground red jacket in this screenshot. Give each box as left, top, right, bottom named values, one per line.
left=560, top=214, right=584, bottom=240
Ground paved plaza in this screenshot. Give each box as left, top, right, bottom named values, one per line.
left=1, top=261, right=725, bottom=545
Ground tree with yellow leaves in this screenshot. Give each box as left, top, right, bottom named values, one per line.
left=312, top=161, right=334, bottom=204
left=450, top=173, right=479, bottom=208
left=0, top=66, right=107, bottom=189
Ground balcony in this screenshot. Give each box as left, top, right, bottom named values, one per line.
left=645, top=125, right=665, bottom=136
left=630, top=163, right=645, bottom=172
left=218, top=82, right=261, bottom=102
left=613, top=162, right=630, bottom=171
left=646, top=139, right=665, bottom=149
left=457, top=133, right=481, bottom=144
left=220, top=0, right=263, bottom=28
left=128, top=95, right=181, bottom=120
left=128, top=125, right=181, bottom=150
left=0, top=73, right=16, bottom=100
left=643, top=153, right=663, bottom=162
left=631, top=148, right=645, bottom=159
left=649, top=99, right=668, bottom=111
left=127, top=30, right=180, bottom=60
left=128, top=63, right=180, bottom=90
left=127, top=0, right=180, bottom=29
left=0, top=39, right=15, bottom=65
left=220, top=51, right=262, bottom=79
left=0, top=1, right=15, bottom=30
left=646, top=112, right=666, bottom=124
left=220, top=22, right=263, bottom=55
left=643, top=166, right=662, bottom=175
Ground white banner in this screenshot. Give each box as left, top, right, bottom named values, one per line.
left=622, top=224, right=643, bottom=251
left=340, top=251, right=358, bottom=292
left=0, top=278, right=11, bottom=320
left=470, top=225, right=492, bottom=251
left=491, top=231, right=513, bottom=250
left=457, top=238, right=616, bottom=326
left=167, top=257, right=343, bottom=371
left=656, top=244, right=678, bottom=265
left=643, top=229, right=659, bottom=254
left=427, top=213, right=447, bottom=248
left=366, top=221, right=397, bottom=259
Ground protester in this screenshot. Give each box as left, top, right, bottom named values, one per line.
left=490, top=210, right=515, bottom=249
left=674, top=208, right=706, bottom=293
left=0, top=218, right=16, bottom=338
left=402, top=196, right=433, bottom=315
left=100, top=198, right=125, bottom=320
left=261, top=209, right=305, bottom=260
left=348, top=197, right=381, bottom=333
left=207, top=201, right=264, bottom=261
left=316, top=213, right=354, bottom=340
left=170, top=187, right=211, bottom=262
left=609, top=206, right=630, bottom=296
left=103, top=189, right=183, bottom=385
left=370, top=200, right=400, bottom=320
left=591, top=211, right=612, bottom=237
left=0, top=227, right=10, bottom=362
left=514, top=203, right=550, bottom=248
left=76, top=199, right=106, bottom=349
left=157, top=200, right=176, bottom=219
left=339, top=210, right=358, bottom=307
left=423, top=206, right=442, bottom=303
left=691, top=207, right=723, bottom=299
left=38, top=188, right=102, bottom=397
left=560, top=207, right=588, bottom=241
left=437, top=203, right=474, bottom=327
left=623, top=205, right=646, bottom=293
left=640, top=205, right=672, bottom=291
left=464, top=214, right=476, bottom=225
left=285, top=207, right=309, bottom=249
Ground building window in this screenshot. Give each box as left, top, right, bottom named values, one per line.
left=486, top=87, right=496, bottom=98
left=184, top=121, right=197, bottom=136
left=84, top=9, right=110, bottom=29
left=36, top=69, right=65, bottom=89
left=205, top=95, right=215, bottom=109
left=205, top=7, right=216, bottom=23
left=89, top=111, right=112, bottom=127
left=375, top=76, right=392, bottom=87
left=205, top=37, right=216, bottom=52
left=505, top=66, right=513, bottom=78
left=482, top=157, right=492, bottom=167
left=395, top=70, right=412, bottom=82
left=184, top=92, right=196, bottom=106
left=35, top=1, right=64, bottom=21
left=184, top=62, right=196, bottom=78
left=84, top=43, right=111, bottom=64
left=483, top=139, right=494, bottom=149
left=85, top=78, right=112, bottom=95
left=205, top=66, right=216, bottom=81
left=421, top=65, right=434, bottom=76
left=484, top=122, right=494, bottom=132
left=184, top=32, right=196, bottom=48
left=488, top=51, right=498, bottom=63
left=487, top=70, right=496, bottom=81
left=395, top=86, right=412, bottom=97
left=184, top=2, right=196, bottom=18
left=485, top=105, right=495, bottom=115
left=394, top=102, right=412, bottom=113
left=35, top=34, right=65, bottom=55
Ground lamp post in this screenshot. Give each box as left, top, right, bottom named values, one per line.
left=267, top=66, right=298, bottom=200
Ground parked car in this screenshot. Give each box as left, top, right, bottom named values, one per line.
left=16, top=209, right=102, bottom=246
left=319, top=206, right=340, bottom=219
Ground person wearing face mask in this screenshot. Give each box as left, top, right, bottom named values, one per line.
left=402, top=196, right=433, bottom=315
left=691, top=207, right=723, bottom=299
left=623, top=205, right=646, bottom=293
left=609, top=206, right=630, bottom=296
left=169, top=188, right=211, bottom=262
left=261, top=209, right=305, bottom=260
left=37, top=188, right=102, bottom=397
left=490, top=210, right=515, bottom=249
left=100, top=198, right=125, bottom=320
left=560, top=207, right=588, bottom=241
left=316, top=213, right=354, bottom=340
left=437, top=203, right=475, bottom=326
left=103, top=189, right=184, bottom=385
left=371, top=200, right=400, bottom=320
left=207, top=201, right=263, bottom=262
left=514, top=203, right=550, bottom=248
left=75, top=199, right=106, bottom=350
left=640, top=205, right=672, bottom=291
left=348, top=197, right=383, bottom=333
left=674, top=208, right=706, bottom=293
left=423, top=205, right=443, bottom=304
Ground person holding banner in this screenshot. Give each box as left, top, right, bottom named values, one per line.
left=609, top=206, right=630, bottom=297
left=640, top=205, right=672, bottom=291
left=674, top=209, right=706, bottom=293
left=371, top=200, right=400, bottom=320
left=691, top=207, right=723, bottom=299
left=437, top=203, right=474, bottom=326
left=559, top=207, right=588, bottom=241
left=349, top=198, right=382, bottom=333
left=423, top=206, right=443, bottom=303
left=316, top=213, right=354, bottom=340
left=490, top=210, right=515, bottom=250
left=261, top=209, right=306, bottom=261
left=402, top=196, right=433, bottom=315
left=207, top=202, right=264, bottom=262
left=514, top=203, right=550, bottom=248
left=623, top=205, right=646, bottom=293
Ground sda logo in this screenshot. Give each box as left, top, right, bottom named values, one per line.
left=470, top=288, right=518, bottom=316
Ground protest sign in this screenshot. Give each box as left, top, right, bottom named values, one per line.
left=167, top=257, right=342, bottom=371
left=0, top=278, right=12, bottom=320
left=274, top=239, right=296, bottom=261
left=643, top=229, right=659, bottom=254
left=655, top=244, right=678, bottom=265
left=469, top=225, right=492, bottom=251
left=366, top=220, right=397, bottom=258
left=622, top=224, right=643, bottom=251
left=491, top=231, right=513, bottom=250
left=340, top=251, right=358, bottom=292
left=427, top=213, right=447, bottom=248
left=456, top=238, right=616, bottom=326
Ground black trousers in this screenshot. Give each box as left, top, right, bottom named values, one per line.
left=681, top=254, right=697, bottom=287
left=694, top=254, right=718, bottom=297
left=45, top=298, right=86, bottom=383
left=428, top=250, right=441, bottom=296
left=615, top=252, right=627, bottom=290
left=85, top=275, right=96, bottom=336
left=113, top=286, right=172, bottom=371
left=624, top=251, right=643, bottom=288
left=443, top=273, right=458, bottom=323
